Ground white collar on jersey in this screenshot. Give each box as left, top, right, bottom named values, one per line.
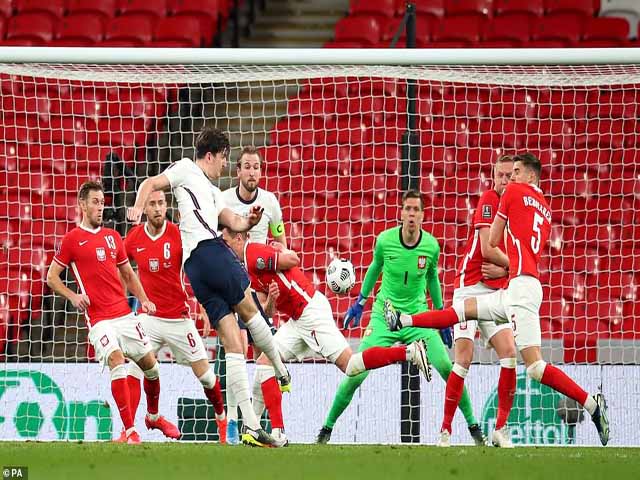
left=79, top=224, right=102, bottom=234
left=144, top=221, right=167, bottom=242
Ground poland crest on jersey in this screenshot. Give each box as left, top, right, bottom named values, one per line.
left=149, top=258, right=160, bottom=272
left=96, top=247, right=106, bottom=262
left=417, top=255, right=427, bottom=269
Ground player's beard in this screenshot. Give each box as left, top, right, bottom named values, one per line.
left=241, top=178, right=258, bottom=193
left=149, top=216, right=165, bottom=230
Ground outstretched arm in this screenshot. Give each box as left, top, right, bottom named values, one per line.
left=218, top=205, right=263, bottom=233
left=127, top=174, right=171, bottom=224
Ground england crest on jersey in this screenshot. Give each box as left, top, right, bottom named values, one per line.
left=149, top=258, right=160, bottom=272
left=96, top=247, right=106, bottom=262
left=418, top=255, right=427, bottom=269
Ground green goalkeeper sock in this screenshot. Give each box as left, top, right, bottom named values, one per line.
left=323, top=371, right=369, bottom=429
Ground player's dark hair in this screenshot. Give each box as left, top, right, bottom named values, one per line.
left=78, top=181, right=104, bottom=202
left=401, top=189, right=424, bottom=210
left=237, top=146, right=262, bottom=167
left=195, top=127, right=230, bottom=160
left=513, top=152, right=542, bottom=179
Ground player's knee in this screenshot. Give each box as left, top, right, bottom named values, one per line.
left=526, top=360, right=546, bottom=382
left=454, top=339, right=474, bottom=369
left=107, top=350, right=126, bottom=369
left=128, top=361, right=144, bottom=380
left=256, top=353, right=271, bottom=366
left=198, top=369, right=217, bottom=389
left=142, top=362, right=160, bottom=381
left=110, top=363, right=127, bottom=381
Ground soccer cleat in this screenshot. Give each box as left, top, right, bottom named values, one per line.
left=145, top=414, right=181, bottom=440
left=113, top=429, right=128, bottom=443
left=271, top=427, right=289, bottom=447
left=468, top=424, right=487, bottom=446
left=226, top=419, right=240, bottom=445
left=127, top=430, right=142, bottom=444
left=407, top=339, right=432, bottom=382
left=316, top=426, right=332, bottom=444
left=216, top=417, right=227, bottom=444
left=241, top=426, right=287, bottom=448
left=591, top=393, right=610, bottom=446
left=491, top=426, right=514, bottom=448
left=278, top=367, right=292, bottom=393
left=383, top=299, right=402, bottom=332
left=436, top=430, right=451, bottom=447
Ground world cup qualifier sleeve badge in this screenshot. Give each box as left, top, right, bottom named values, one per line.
left=418, top=255, right=427, bottom=269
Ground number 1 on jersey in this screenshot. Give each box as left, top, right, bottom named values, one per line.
left=404, top=271, right=408, bottom=285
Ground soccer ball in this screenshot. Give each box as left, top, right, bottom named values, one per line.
left=326, top=258, right=356, bottom=295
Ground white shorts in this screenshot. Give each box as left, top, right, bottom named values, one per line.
left=274, top=292, right=349, bottom=363
left=453, top=283, right=512, bottom=348
left=138, top=314, right=208, bottom=365
left=88, top=312, right=152, bottom=366
left=505, top=275, right=543, bottom=351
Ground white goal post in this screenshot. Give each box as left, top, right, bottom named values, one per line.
left=0, top=47, right=638, bottom=446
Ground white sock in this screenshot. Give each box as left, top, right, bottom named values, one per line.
left=225, top=352, right=260, bottom=430
left=400, top=313, right=413, bottom=327
left=583, top=395, right=597, bottom=416
left=345, top=352, right=366, bottom=376
left=252, top=365, right=275, bottom=419
left=452, top=363, right=469, bottom=378
left=226, top=381, right=238, bottom=422
left=245, top=312, right=287, bottom=379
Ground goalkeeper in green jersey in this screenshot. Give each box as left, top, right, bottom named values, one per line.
left=316, top=190, right=486, bottom=446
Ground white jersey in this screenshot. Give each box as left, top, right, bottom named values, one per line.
left=221, top=186, right=283, bottom=244
left=162, top=158, right=226, bottom=263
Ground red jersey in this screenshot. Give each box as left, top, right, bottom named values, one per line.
left=455, top=189, right=508, bottom=290
left=124, top=221, right=189, bottom=319
left=497, top=182, right=552, bottom=280
left=243, top=242, right=315, bottom=320
left=53, top=225, right=131, bottom=326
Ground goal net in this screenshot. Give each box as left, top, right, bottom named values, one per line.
left=0, top=52, right=638, bottom=446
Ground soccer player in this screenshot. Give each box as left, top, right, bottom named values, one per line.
left=46, top=181, right=176, bottom=444
left=385, top=154, right=610, bottom=447
left=221, top=226, right=432, bottom=445
left=126, top=127, right=289, bottom=447
left=221, top=145, right=286, bottom=444
left=118, top=190, right=227, bottom=442
left=436, top=155, right=517, bottom=447
left=316, top=190, right=486, bottom=445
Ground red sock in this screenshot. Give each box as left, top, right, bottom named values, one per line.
left=362, top=346, right=406, bottom=370
left=143, top=377, right=160, bottom=415
left=540, top=364, right=589, bottom=405
left=261, top=376, right=284, bottom=429
left=111, top=378, right=134, bottom=430
left=204, top=378, right=225, bottom=417
left=441, top=371, right=465, bottom=434
left=412, top=308, right=459, bottom=329
left=127, top=375, right=141, bottom=417
left=495, top=367, right=516, bottom=430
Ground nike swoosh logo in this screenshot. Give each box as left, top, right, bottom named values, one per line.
left=79, top=241, right=88, bottom=246
left=136, top=248, right=145, bottom=252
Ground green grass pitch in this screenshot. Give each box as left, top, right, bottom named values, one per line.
left=0, top=443, right=637, bottom=480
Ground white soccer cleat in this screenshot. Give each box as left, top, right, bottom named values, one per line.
left=436, top=430, right=451, bottom=447
left=491, top=426, right=514, bottom=448
left=271, top=427, right=289, bottom=447
left=407, top=339, right=432, bottom=382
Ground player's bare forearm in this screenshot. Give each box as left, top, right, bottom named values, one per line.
left=118, top=263, right=150, bottom=304
left=46, top=263, right=77, bottom=302
left=479, top=227, right=510, bottom=268
left=128, top=175, right=170, bottom=223
left=256, top=291, right=275, bottom=317
left=218, top=208, right=252, bottom=232
left=273, top=232, right=287, bottom=248
left=489, top=215, right=507, bottom=248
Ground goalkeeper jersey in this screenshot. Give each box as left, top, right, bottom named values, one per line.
left=361, top=226, right=443, bottom=319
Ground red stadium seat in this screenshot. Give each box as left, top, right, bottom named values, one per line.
left=261, top=145, right=304, bottom=176
left=445, top=0, right=492, bottom=18
left=421, top=117, right=471, bottom=147
left=381, top=15, right=433, bottom=42
left=287, top=92, right=337, bottom=118
left=487, top=87, right=537, bottom=118
left=15, top=0, right=65, bottom=19
left=350, top=0, right=396, bottom=19
left=105, top=14, right=154, bottom=44
left=6, top=13, right=54, bottom=43
left=430, top=15, right=484, bottom=43
left=357, top=144, right=400, bottom=174
left=482, top=14, right=532, bottom=45
left=154, top=16, right=201, bottom=47
left=303, top=145, right=353, bottom=176
left=549, top=272, right=586, bottom=301
left=526, top=119, right=579, bottom=150
left=271, top=116, right=322, bottom=146
left=476, top=118, right=527, bottom=149
left=587, top=272, right=638, bottom=302
left=583, top=17, right=629, bottom=42
left=280, top=195, right=319, bottom=223
left=55, top=13, right=105, bottom=44
left=544, top=0, right=596, bottom=17
left=117, top=0, right=167, bottom=18
left=334, top=16, right=382, bottom=45
left=168, top=0, right=219, bottom=44
left=587, top=89, right=639, bottom=119
left=494, top=0, right=544, bottom=18
left=66, top=0, right=117, bottom=19
left=408, top=0, right=445, bottom=18
left=531, top=13, right=584, bottom=44
left=323, top=116, right=370, bottom=146
left=0, top=0, right=12, bottom=18
left=574, top=119, right=633, bottom=149
left=106, top=85, right=167, bottom=119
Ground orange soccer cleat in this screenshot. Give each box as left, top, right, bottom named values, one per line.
left=113, top=429, right=128, bottom=443
left=145, top=414, right=181, bottom=439
left=216, top=417, right=227, bottom=444
left=127, top=430, right=142, bottom=444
